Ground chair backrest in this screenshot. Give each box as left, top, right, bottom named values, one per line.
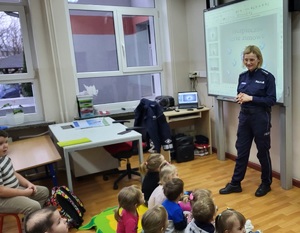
left=104, top=124, right=149, bottom=158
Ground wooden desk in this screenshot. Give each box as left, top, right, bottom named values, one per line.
left=8, top=135, right=61, bottom=186
left=163, top=108, right=212, bottom=160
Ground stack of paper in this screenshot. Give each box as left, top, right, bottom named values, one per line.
left=72, top=118, right=109, bottom=129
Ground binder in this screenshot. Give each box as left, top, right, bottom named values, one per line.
left=77, top=95, right=94, bottom=118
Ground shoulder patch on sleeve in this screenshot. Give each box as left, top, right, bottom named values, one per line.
left=261, top=69, right=269, bottom=76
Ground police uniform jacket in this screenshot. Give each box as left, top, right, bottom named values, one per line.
left=238, top=68, right=276, bottom=109
left=134, top=98, right=173, bottom=152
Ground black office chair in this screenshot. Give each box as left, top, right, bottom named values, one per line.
left=103, top=122, right=149, bottom=190
left=103, top=98, right=173, bottom=190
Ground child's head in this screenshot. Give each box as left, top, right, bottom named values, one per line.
left=192, top=197, right=216, bottom=224
left=115, top=185, right=144, bottom=221
left=0, top=130, right=9, bottom=157
left=191, top=188, right=212, bottom=206
left=140, top=153, right=166, bottom=175
left=215, top=209, right=246, bottom=233
left=163, top=177, right=184, bottom=202
left=159, top=164, right=178, bottom=185
left=142, top=205, right=168, bottom=233
left=25, top=206, right=68, bottom=233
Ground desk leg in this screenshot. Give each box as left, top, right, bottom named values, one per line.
left=64, top=149, right=73, bottom=191
left=137, top=138, right=144, bottom=181
left=47, top=163, right=58, bottom=186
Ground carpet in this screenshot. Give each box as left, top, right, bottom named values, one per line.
left=79, top=205, right=147, bottom=233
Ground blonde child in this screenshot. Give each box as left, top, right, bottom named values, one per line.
left=148, top=164, right=178, bottom=208
left=179, top=188, right=213, bottom=212
left=141, top=205, right=168, bottom=233
left=115, top=185, right=145, bottom=233
left=140, top=153, right=167, bottom=204
left=216, top=209, right=261, bottom=233
left=184, top=197, right=216, bottom=233
left=215, top=209, right=247, bottom=233
left=24, top=206, right=69, bottom=233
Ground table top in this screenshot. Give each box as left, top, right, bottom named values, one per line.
left=163, top=107, right=209, bottom=117
left=8, top=135, right=61, bottom=172
left=48, top=117, right=142, bottom=150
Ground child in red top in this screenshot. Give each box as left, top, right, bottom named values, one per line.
left=115, top=185, right=145, bottom=233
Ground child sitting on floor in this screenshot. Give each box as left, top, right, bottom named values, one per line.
left=215, top=209, right=262, bottom=233
left=141, top=204, right=168, bottom=233
left=148, top=164, right=178, bottom=208
left=184, top=196, right=216, bottom=233
left=140, top=153, right=168, bottom=205
left=115, top=185, right=145, bottom=233
left=179, top=188, right=213, bottom=213
left=162, top=178, right=187, bottom=233
left=24, top=206, right=69, bottom=233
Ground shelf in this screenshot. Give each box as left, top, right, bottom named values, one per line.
left=164, top=110, right=202, bottom=123
left=167, top=112, right=202, bottom=122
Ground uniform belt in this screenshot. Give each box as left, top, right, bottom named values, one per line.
left=240, top=107, right=270, bottom=114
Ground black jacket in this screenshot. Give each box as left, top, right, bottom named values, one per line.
left=134, top=98, right=173, bottom=153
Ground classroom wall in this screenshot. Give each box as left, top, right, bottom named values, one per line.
left=27, top=0, right=300, bottom=182
left=181, top=0, right=300, bottom=182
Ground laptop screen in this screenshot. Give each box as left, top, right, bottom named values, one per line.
left=178, top=91, right=199, bottom=109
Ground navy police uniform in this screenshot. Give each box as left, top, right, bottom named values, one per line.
left=135, top=98, right=173, bottom=153
left=231, top=68, right=276, bottom=186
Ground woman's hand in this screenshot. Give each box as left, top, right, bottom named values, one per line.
left=236, top=93, right=253, bottom=104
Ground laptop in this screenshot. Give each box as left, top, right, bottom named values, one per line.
left=177, top=91, right=199, bottom=109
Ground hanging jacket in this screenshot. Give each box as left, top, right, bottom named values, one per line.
left=134, top=98, right=173, bottom=153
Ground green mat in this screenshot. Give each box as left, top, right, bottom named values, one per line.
left=79, top=205, right=147, bottom=233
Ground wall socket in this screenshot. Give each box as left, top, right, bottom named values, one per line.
left=189, top=70, right=207, bottom=78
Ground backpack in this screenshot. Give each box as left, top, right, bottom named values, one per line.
left=45, top=186, right=86, bottom=228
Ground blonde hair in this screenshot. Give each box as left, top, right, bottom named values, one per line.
left=243, top=45, right=263, bottom=68
left=140, top=153, right=165, bottom=175
left=142, top=205, right=168, bottom=233
left=215, top=209, right=246, bottom=233
left=159, top=164, right=178, bottom=185
left=192, top=197, right=216, bottom=223
left=114, top=185, right=144, bottom=222
left=191, top=188, right=212, bottom=206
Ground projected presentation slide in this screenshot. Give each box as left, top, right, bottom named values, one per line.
left=204, top=0, right=284, bottom=103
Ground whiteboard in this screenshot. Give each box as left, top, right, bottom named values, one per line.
left=204, top=0, right=289, bottom=104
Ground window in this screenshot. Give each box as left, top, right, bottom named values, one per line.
left=67, top=0, right=155, bottom=8
left=0, top=1, right=43, bottom=122
left=67, top=1, right=162, bottom=110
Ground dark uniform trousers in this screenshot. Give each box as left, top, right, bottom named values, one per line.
left=231, top=108, right=272, bottom=186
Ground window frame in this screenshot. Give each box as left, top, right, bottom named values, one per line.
left=0, top=2, right=44, bottom=123
left=0, top=4, right=34, bottom=80
left=66, top=3, right=162, bottom=110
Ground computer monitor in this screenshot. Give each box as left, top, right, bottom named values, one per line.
left=177, top=91, right=199, bottom=109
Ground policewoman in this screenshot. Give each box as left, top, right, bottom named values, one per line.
left=219, top=45, right=276, bottom=197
